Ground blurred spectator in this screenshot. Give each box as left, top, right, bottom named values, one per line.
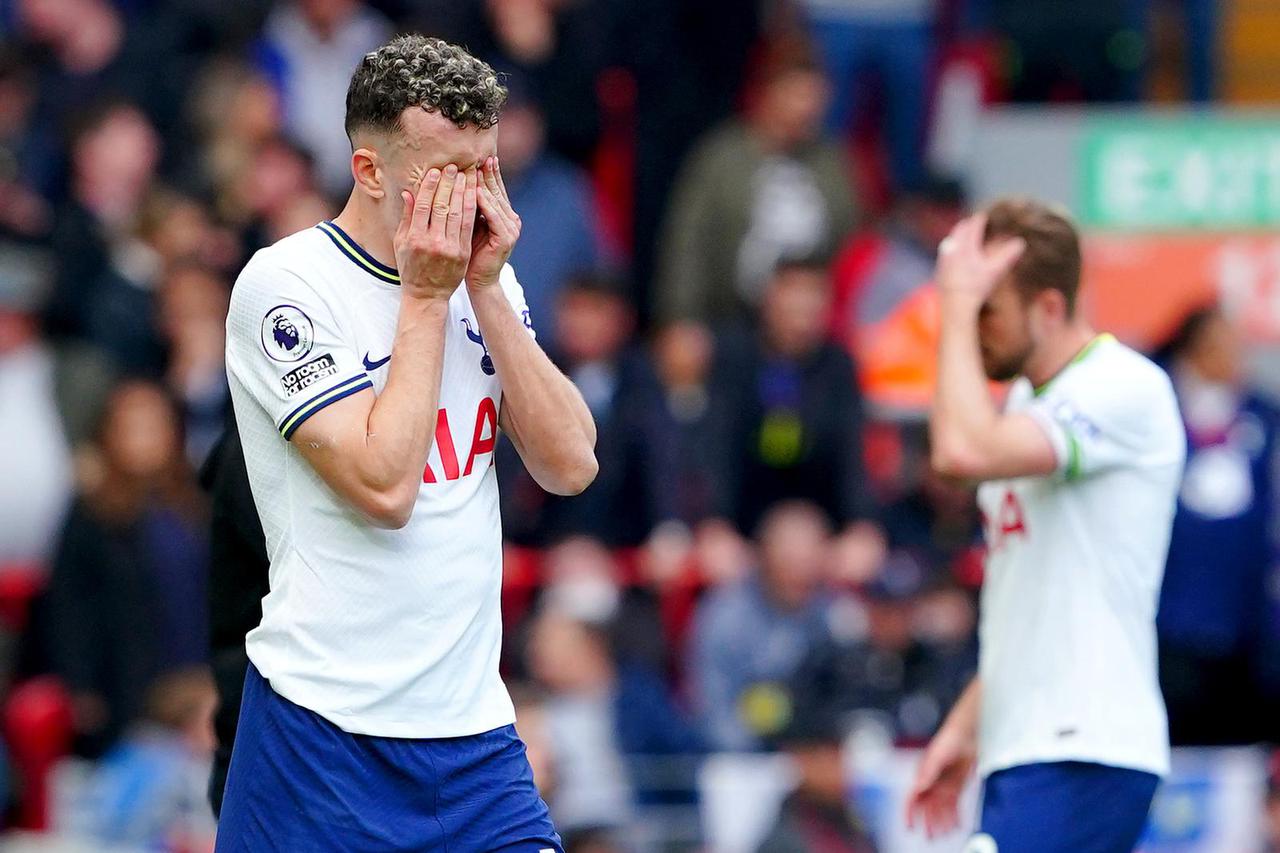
left=0, top=45, right=57, bottom=234
left=655, top=42, right=860, bottom=325
left=157, top=261, right=231, bottom=466
left=706, top=259, right=884, bottom=585
left=984, top=0, right=1148, bottom=102
left=501, top=275, right=677, bottom=549
left=616, top=0, right=764, bottom=312
left=535, top=536, right=668, bottom=674
left=644, top=321, right=725, bottom=587
left=39, top=381, right=208, bottom=757
left=798, top=0, right=938, bottom=190
left=46, top=100, right=160, bottom=343
left=789, top=558, right=978, bottom=746
left=499, top=77, right=603, bottom=352
left=445, top=0, right=613, bottom=167
left=829, top=174, right=967, bottom=417
left=511, top=685, right=558, bottom=802
left=1266, top=751, right=1280, bottom=853
left=879, top=435, right=983, bottom=580
left=689, top=501, right=838, bottom=752
left=74, top=667, right=217, bottom=850
left=650, top=322, right=718, bottom=520
left=139, top=188, right=238, bottom=274
left=255, top=0, right=392, bottom=194
left=1157, top=306, right=1279, bottom=745
left=223, top=135, right=326, bottom=252
left=756, top=704, right=876, bottom=853
left=15, top=0, right=185, bottom=148
left=200, top=411, right=268, bottom=819
left=188, top=59, right=283, bottom=211
left=562, top=825, right=628, bottom=853
left=0, top=240, right=71, bottom=567
left=526, top=604, right=701, bottom=836
left=1156, top=0, right=1219, bottom=102
left=261, top=188, right=335, bottom=245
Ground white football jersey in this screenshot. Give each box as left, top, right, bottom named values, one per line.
left=225, top=220, right=533, bottom=738
left=975, top=334, right=1185, bottom=778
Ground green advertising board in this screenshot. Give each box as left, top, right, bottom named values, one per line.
left=1081, top=116, right=1280, bottom=230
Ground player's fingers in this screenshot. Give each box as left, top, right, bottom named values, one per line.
left=413, top=169, right=441, bottom=235
left=481, top=156, right=502, bottom=202
left=477, top=185, right=512, bottom=241
left=988, top=235, right=1027, bottom=276
left=935, top=800, right=952, bottom=836
left=965, top=211, right=990, bottom=253
left=939, top=216, right=970, bottom=256
left=395, top=190, right=414, bottom=246
left=459, top=167, right=478, bottom=249
left=942, top=792, right=960, bottom=831
left=429, top=164, right=458, bottom=235
left=444, top=165, right=467, bottom=244
left=494, top=156, right=512, bottom=206
left=904, top=791, right=919, bottom=829
left=907, top=793, right=931, bottom=832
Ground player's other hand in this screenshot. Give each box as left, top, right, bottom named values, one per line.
left=394, top=164, right=478, bottom=302
left=466, top=156, right=521, bottom=289
left=935, top=213, right=1025, bottom=308
left=905, top=724, right=976, bottom=839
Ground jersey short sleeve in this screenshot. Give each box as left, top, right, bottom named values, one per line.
left=499, top=263, right=537, bottom=339
left=1025, top=378, right=1147, bottom=482
left=226, top=259, right=372, bottom=440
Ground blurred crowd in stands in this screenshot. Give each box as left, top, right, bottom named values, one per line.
left=0, top=0, right=1274, bottom=850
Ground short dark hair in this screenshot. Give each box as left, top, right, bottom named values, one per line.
left=771, top=255, right=830, bottom=281
left=344, top=34, right=507, bottom=142
left=983, top=197, right=1082, bottom=315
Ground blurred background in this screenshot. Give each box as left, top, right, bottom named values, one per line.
left=0, top=0, right=1279, bottom=850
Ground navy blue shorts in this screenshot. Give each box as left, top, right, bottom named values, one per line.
left=214, top=663, right=562, bottom=852
left=974, top=761, right=1158, bottom=853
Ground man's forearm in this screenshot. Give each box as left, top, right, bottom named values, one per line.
left=942, top=676, right=982, bottom=743
left=468, top=284, right=597, bottom=493
left=931, top=296, right=1001, bottom=470
left=359, top=295, right=450, bottom=490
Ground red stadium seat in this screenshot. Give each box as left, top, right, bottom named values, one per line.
left=4, top=676, right=74, bottom=830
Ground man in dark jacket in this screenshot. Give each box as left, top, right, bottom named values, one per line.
left=199, top=410, right=268, bottom=816
left=705, top=259, right=883, bottom=581
left=756, top=703, right=876, bottom=853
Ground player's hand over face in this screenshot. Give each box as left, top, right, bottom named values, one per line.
left=394, top=164, right=479, bottom=302
left=905, top=724, right=977, bottom=839
left=466, top=156, right=521, bottom=289
left=935, top=213, right=1026, bottom=308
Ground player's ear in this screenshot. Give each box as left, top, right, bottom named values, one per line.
left=351, top=146, right=385, bottom=200
left=1032, top=287, right=1068, bottom=326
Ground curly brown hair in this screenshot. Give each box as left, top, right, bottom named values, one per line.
left=344, top=34, right=507, bottom=142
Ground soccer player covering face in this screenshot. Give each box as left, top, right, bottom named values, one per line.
left=904, top=200, right=1185, bottom=852
left=216, top=36, right=596, bottom=851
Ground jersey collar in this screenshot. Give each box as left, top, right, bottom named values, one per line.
left=1032, top=332, right=1115, bottom=397
left=316, top=220, right=401, bottom=286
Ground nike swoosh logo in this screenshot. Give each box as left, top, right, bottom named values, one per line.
left=362, top=352, right=391, bottom=371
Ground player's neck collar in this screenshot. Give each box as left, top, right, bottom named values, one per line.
left=316, top=220, right=401, bottom=286
left=1032, top=332, right=1114, bottom=397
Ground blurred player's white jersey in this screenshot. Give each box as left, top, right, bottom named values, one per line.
left=225, top=221, right=533, bottom=738
left=975, top=334, right=1185, bottom=778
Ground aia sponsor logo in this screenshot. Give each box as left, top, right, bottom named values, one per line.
left=980, top=489, right=1028, bottom=552
left=422, top=398, right=499, bottom=483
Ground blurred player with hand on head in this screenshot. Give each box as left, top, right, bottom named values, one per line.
left=905, top=199, right=1185, bottom=852
left=216, top=35, right=597, bottom=851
